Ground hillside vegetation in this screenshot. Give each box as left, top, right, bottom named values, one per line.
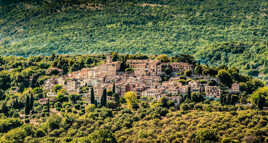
left=0, top=54, right=267, bottom=142
left=0, top=0, right=268, bottom=83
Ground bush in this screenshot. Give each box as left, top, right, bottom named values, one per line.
left=193, top=128, right=219, bottom=143
left=88, top=129, right=117, bottom=143
left=47, top=114, right=62, bottom=131
left=0, top=118, right=23, bottom=133
left=35, top=128, right=46, bottom=137
left=221, top=137, right=239, bottom=143
left=1, top=127, right=27, bottom=143
left=49, top=128, right=65, bottom=137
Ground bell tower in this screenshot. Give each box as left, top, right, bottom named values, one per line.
left=106, top=55, right=113, bottom=63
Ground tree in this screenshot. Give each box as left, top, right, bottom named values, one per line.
left=220, top=94, right=225, bottom=105
left=188, top=87, right=191, bottom=98
left=191, top=92, right=204, bottom=102
left=159, top=97, right=169, bottom=108
left=80, top=86, right=89, bottom=94
left=56, top=92, right=68, bottom=103
left=47, top=99, right=50, bottom=115
left=30, top=94, right=34, bottom=111
left=240, top=79, right=264, bottom=94
left=25, top=96, right=30, bottom=115
left=194, top=65, right=203, bottom=75
left=156, top=54, right=169, bottom=62
left=125, top=68, right=134, bottom=73
left=0, top=89, right=5, bottom=100
left=113, top=93, right=120, bottom=106
left=47, top=114, right=61, bottom=131
left=101, top=88, right=107, bottom=107
left=185, top=70, right=192, bottom=77
left=250, top=87, right=268, bottom=109
left=32, top=87, right=43, bottom=99
left=90, top=87, right=95, bottom=105
left=69, top=94, right=80, bottom=104
left=0, top=71, right=11, bottom=90
left=1, top=101, right=8, bottom=116
left=217, top=69, right=233, bottom=87
left=124, top=91, right=139, bottom=110
left=208, top=80, right=218, bottom=86
left=53, top=85, right=62, bottom=93
left=193, top=128, right=219, bottom=143
left=112, top=82, right=116, bottom=93
left=88, top=129, right=117, bottom=143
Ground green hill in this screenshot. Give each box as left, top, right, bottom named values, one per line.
left=0, top=0, right=268, bottom=83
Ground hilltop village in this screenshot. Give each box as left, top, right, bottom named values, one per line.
left=43, top=55, right=240, bottom=105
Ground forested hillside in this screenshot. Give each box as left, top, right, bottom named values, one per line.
left=0, top=0, right=267, bottom=83
left=0, top=54, right=267, bottom=143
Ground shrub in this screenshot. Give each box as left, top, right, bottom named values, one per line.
left=88, top=129, right=117, bottom=143
left=0, top=118, right=23, bottom=133
left=124, top=91, right=139, bottom=110
left=47, top=114, right=62, bottom=131
left=1, top=127, right=27, bottom=143
left=35, top=128, right=46, bottom=137
left=49, top=128, right=65, bottom=137
left=193, top=128, right=219, bottom=143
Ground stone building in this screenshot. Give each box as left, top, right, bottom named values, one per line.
left=179, top=85, right=189, bottom=95
left=126, top=59, right=162, bottom=76
left=188, top=80, right=205, bottom=92
left=205, top=86, right=221, bottom=98
left=170, top=62, right=193, bottom=73
left=230, top=83, right=240, bottom=94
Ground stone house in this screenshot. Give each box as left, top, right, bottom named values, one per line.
left=205, top=86, right=221, bottom=98
left=142, top=88, right=165, bottom=99
left=179, top=85, right=189, bottom=95
left=168, top=96, right=182, bottom=107
left=39, top=98, right=49, bottom=105
left=170, top=62, right=193, bottom=73
left=126, top=59, right=162, bottom=76
left=165, top=87, right=180, bottom=96
left=43, top=77, right=58, bottom=91
left=188, top=80, right=205, bottom=92
left=64, top=79, right=80, bottom=93
left=230, top=83, right=240, bottom=94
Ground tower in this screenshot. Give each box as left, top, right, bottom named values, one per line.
left=106, top=55, right=113, bottom=63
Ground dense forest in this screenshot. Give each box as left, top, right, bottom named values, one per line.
left=0, top=54, right=267, bottom=142
left=0, top=0, right=267, bottom=83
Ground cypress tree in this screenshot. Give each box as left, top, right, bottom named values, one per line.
left=25, top=96, right=30, bottom=115
left=14, top=98, right=19, bottom=109
left=187, top=87, right=191, bottom=99
left=90, top=87, right=95, bottom=105
left=1, top=101, right=8, bottom=116
left=47, top=98, right=50, bottom=114
left=30, top=94, right=34, bottom=110
left=227, top=94, right=231, bottom=105
left=101, top=88, right=107, bottom=107
left=112, top=82, right=116, bottom=93
left=220, top=95, right=225, bottom=105
left=114, top=93, right=120, bottom=106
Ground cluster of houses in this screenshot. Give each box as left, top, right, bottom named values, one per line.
left=43, top=55, right=240, bottom=105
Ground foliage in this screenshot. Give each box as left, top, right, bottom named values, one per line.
left=88, top=129, right=117, bottom=143
left=0, top=54, right=266, bottom=142
left=156, top=54, right=169, bottom=63
left=217, top=69, right=233, bottom=87
left=0, top=0, right=267, bottom=83
left=47, top=114, right=62, bottom=131
left=124, top=91, right=139, bottom=110
left=192, top=128, right=219, bottom=143
left=0, top=118, right=23, bottom=133
left=101, top=88, right=107, bottom=107
left=53, top=85, right=63, bottom=93
left=250, top=86, right=268, bottom=109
